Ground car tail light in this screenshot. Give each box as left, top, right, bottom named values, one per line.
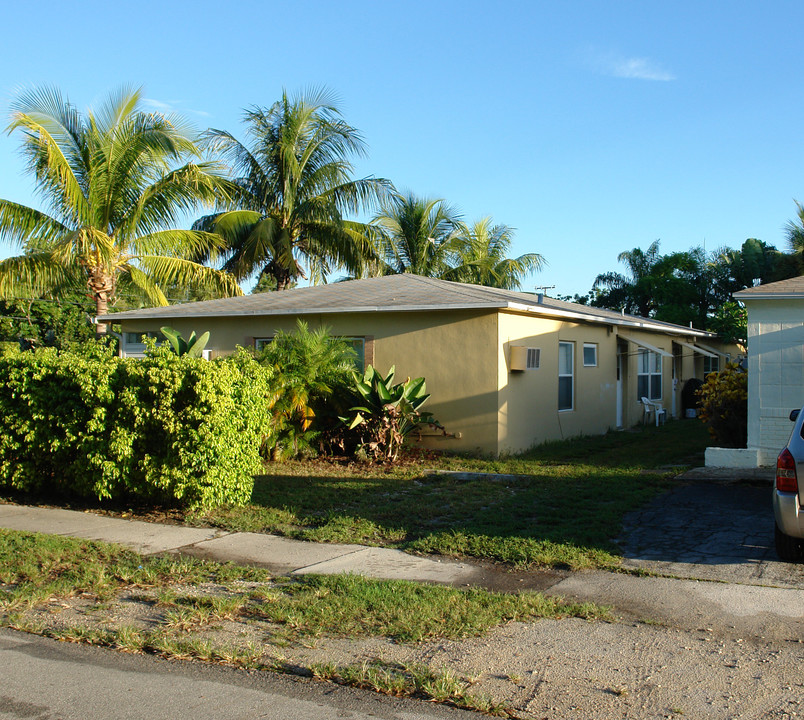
left=776, top=448, right=799, bottom=493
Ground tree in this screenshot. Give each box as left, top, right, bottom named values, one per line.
left=442, top=217, right=545, bottom=289
left=592, top=240, right=663, bottom=317
left=368, top=192, right=460, bottom=277
left=195, top=88, right=390, bottom=290
left=0, top=86, right=241, bottom=334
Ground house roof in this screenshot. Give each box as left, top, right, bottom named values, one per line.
left=733, top=276, right=804, bottom=300
left=99, top=274, right=715, bottom=338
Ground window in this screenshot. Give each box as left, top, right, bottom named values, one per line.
left=345, top=337, right=366, bottom=370
left=254, top=335, right=366, bottom=369
left=124, top=331, right=164, bottom=345
left=527, top=348, right=541, bottom=369
left=637, top=349, right=662, bottom=400
left=558, top=342, right=574, bottom=411
left=583, top=343, right=598, bottom=367
left=703, top=355, right=719, bottom=375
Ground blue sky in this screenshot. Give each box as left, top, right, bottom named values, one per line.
left=1, top=0, right=803, bottom=296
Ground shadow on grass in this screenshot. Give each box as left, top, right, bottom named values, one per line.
left=197, top=421, right=712, bottom=569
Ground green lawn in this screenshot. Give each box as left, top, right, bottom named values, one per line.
left=192, top=420, right=710, bottom=570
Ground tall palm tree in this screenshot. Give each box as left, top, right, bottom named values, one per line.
left=443, top=217, right=544, bottom=289
left=195, top=88, right=390, bottom=290
left=368, top=192, right=460, bottom=277
left=0, top=86, right=241, bottom=334
left=593, top=240, right=663, bottom=317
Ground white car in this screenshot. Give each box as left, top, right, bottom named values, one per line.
left=775, top=408, right=804, bottom=561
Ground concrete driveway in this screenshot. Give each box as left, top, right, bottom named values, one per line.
left=616, top=468, right=804, bottom=589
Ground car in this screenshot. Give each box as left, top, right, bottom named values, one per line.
left=774, top=407, right=804, bottom=561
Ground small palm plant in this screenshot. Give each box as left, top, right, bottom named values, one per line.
left=256, top=320, right=357, bottom=458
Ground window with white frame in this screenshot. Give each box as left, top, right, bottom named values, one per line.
left=703, top=355, right=720, bottom=375
left=124, top=330, right=164, bottom=346
left=255, top=335, right=366, bottom=370
left=558, top=341, right=574, bottom=411
left=637, top=349, right=662, bottom=400
left=583, top=343, right=598, bottom=367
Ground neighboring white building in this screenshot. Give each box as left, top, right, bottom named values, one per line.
left=732, top=277, right=804, bottom=466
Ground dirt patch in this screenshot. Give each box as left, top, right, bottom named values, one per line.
left=8, top=580, right=804, bottom=720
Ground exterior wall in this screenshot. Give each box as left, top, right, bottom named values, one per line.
left=118, top=311, right=735, bottom=457
left=744, top=298, right=804, bottom=465
left=118, top=310, right=501, bottom=455
left=618, top=330, right=675, bottom=428
left=496, top=312, right=617, bottom=453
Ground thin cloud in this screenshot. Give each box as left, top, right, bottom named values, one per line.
left=142, top=98, right=211, bottom=117
left=588, top=50, right=676, bottom=82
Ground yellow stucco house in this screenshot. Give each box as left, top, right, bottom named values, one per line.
left=100, top=274, right=736, bottom=455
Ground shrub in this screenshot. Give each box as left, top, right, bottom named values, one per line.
left=256, top=320, right=358, bottom=459
left=0, top=346, right=274, bottom=509
left=697, top=363, right=747, bottom=448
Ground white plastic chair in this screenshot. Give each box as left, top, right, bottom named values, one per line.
left=641, top=397, right=666, bottom=427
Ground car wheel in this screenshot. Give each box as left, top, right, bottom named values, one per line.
left=775, top=522, right=803, bottom=562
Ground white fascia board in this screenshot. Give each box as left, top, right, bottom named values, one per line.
left=505, top=303, right=715, bottom=338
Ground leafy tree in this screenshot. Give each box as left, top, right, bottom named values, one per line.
left=442, top=217, right=545, bottom=289
left=195, top=88, right=390, bottom=290
left=0, top=86, right=241, bottom=335
left=592, top=240, right=663, bottom=317
left=368, top=192, right=460, bottom=277
left=0, top=289, right=96, bottom=349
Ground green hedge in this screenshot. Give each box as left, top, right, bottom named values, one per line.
left=0, top=347, right=274, bottom=509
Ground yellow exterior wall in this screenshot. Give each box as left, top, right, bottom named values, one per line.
left=119, top=310, right=501, bottom=454
left=119, top=312, right=740, bottom=456
left=496, top=312, right=617, bottom=453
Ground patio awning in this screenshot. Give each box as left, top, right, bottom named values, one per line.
left=674, top=340, right=718, bottom=359
left=694, top=342, right=731, bottom=359
left=619, top=334, right=674, bottom=358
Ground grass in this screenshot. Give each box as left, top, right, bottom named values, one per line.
left=190, top=420, right=709, bottom=570
left=0, top=528, right=270, bottom=611
left=247, top=573, right=602, bottom=642
left=0, top=528, right=606, bottom=717
left=0, top=529, right=605, bottom=638
left=311, top=660, right=514, bottom=716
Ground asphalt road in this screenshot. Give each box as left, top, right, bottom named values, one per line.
left=0, top=628, right=475, bottom=720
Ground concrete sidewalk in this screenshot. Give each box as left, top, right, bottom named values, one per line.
left=3, top=501, right=804, bottom=640
left=0, top=504, right=478, bottom=585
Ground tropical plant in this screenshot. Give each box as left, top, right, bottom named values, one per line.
left=697, top=363, right=747, bottom=448
left=159, top=327, right=210, bottom=357
left=592, top=240, right=663, bottom=317
left=342, top=365, right=442, bottom=461
left=442, top=217, right=544, bottom=289
left=195, top=88, right=389, bottom=290
left=256, top=320, right=358, bottom=458
left=0, top=86, right=242, bottom=335
left=0, top=290, right=96, bottom=350
left=368, top=192, right=460, bottom=277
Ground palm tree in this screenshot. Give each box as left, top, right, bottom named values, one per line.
left=368, top=192, right=460, bottom=277
left=195, top=88, right=390, bottom=290
left=0, top=86, right=241, bottom=334
left=443, top=217, right=545, bottom=289
left=786, top=201, right=804, bottom=256
left=593, top=240, right=663, bottom=317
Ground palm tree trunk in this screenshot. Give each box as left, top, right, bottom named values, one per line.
left=87, top=267, right=115, bottom=337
